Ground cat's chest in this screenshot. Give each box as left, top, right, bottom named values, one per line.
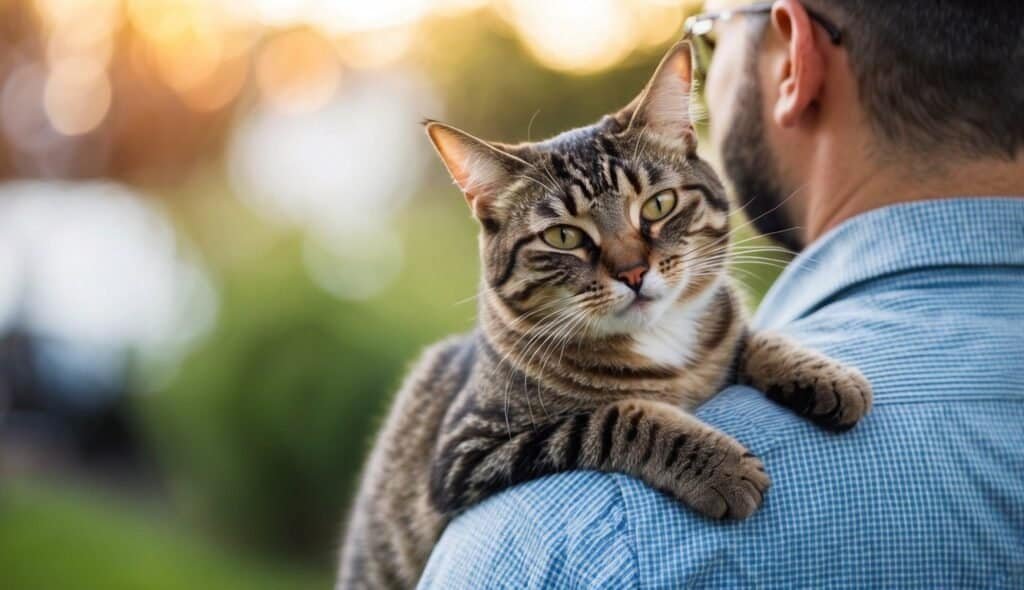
left=630, top=304, right=703, bottom=369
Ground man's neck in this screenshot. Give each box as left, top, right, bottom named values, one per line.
left=801, top=149, right=1024, bottom=244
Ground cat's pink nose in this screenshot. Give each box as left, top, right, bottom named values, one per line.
left=616, top=265, right=648, bottom=292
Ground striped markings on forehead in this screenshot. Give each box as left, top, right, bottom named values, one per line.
left=541, top=151, right=665, bottom=215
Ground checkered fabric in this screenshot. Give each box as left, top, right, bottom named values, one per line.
left=419, top=198, right=1024, bottom=589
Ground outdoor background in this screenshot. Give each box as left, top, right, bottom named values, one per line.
left=0, top=1, right=785, bottom=588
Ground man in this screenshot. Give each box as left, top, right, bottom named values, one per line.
left=419, top=0, right=1024, bottom=586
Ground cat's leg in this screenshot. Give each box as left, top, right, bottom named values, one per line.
left=432, top=399, right=770, bottom=520
left=741, top=331, right=873, bottom=432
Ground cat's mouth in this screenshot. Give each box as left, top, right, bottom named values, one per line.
left=616, top=293, right=658, bottom=315
left=629, top=294, right=656, bottom=307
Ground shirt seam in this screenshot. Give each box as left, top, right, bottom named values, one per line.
left=870, top=395, right=1024, bottom=407
left=794, top=262, right=1024, bottom=326
left=609, top=473, right=643, bottom=590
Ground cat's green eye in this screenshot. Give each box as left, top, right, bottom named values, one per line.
left=641, top=190, right=677, bottom=222
left=542, top=225, right=585, bottom=250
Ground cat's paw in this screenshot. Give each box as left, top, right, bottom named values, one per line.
left=767, top=359, right=873, bottom=433
left=672, top=441, right=771, bottom=520
left=804, top=362, right=873, bottom=432
left=744, top=332, right=873, bottom=433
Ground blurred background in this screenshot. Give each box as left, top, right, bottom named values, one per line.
left=0, top=1, right=785, bottom=588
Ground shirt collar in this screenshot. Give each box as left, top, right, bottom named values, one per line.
left=753, top=197, right=1024, bottom=330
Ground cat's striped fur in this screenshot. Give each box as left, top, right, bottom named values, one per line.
left=337, top=43, right=871, bottom=589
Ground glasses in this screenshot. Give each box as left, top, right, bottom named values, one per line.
left=684, top=2, right=842, bottom=88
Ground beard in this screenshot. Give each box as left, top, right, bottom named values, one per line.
left=719, top=41, right=804, bottom=253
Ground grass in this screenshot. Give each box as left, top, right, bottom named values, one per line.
left=0, top=478, right=331, bottom=590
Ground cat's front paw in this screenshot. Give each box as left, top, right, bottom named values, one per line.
left=768, top=359, right=873, bottom=432
left=669, top=439, right=771, bottom=520
left=744, top=332, right=873, bottom=433
left=807, top=363, right=873, bottom=432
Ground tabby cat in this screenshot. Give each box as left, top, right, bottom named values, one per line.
left=337, top=42, right=872, bottom=590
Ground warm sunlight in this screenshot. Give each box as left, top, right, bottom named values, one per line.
left=503, top=0, right=636, bottom=73
left=501, top=0, right=687, bottom=73
left=30, top=0, right=698, bottom=81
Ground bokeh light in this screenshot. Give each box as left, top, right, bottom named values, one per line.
left=336, top=27, right=416, bottom=70
left=44, top=56, right=112, bottom=135
left=0, top=234, right=23, bottom=334
left=256, top=29, right=341, bottom=114
left=303, top=227, right=405, bottom=301
left=0, top=182, right=215, bottom=359
left=502, top=0, right=636, bottom=73
left=229, top=71, right=438, bottom=299
left=499, top=0, right=688, bottom=73
left=319, top=0, right=434, bottom=33
left=1, top=63, right=53, bottom=152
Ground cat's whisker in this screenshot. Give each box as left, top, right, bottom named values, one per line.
left=532, top=307, right=589, bottom=370
left=632, top=126, right=650, bottom=163
left=519, top=308, right=578, bottom=411
left=729, top=257, right=794, bottom=268
left=720, top=237, right=813, bottom=264
left=540, top=312, right=592, bottom=411
left=694, top=251, right=802, bottom=272
left=454, top=277, right=534, bottom=306
left=502, top=298, right=589, bottom=364
left=692, top=252, right=794, bottom=268
left=509, top=305, right=585, bottom=427
left=524, top=156, right=562, bottom=196
left=556, top=310, right=592, bottom=370
left=496, top=303, right=571, bottom=427
left=675, top=185, right=809, bottom=265
left=516, top=305, right=581, bottom=376
left=677, top=240, right=796, bottom=270
left=515, top=174, right=557, bottom=194
left=530, top=307, right=592, bottom=417
left=526, top=109, right=541, bottom=143
left=502, top=295, right=579, bottom=333
left=729, top=246, right=799, bottom=259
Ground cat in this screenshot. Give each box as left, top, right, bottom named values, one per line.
left=336, top=42, right=872, bottom=590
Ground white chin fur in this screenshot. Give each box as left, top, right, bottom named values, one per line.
left=594, top=273, right=722, bottom=368
left=633, top=275, right=722, bottom=367
left=593, top=269, right=681, bottom=335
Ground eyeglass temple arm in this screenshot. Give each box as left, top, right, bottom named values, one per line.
left=687, top=4, right=842, bottom=46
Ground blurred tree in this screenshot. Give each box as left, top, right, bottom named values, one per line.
left=142, top=192, right=480, bottom=565
left=416, top=13, right=669, bottom=142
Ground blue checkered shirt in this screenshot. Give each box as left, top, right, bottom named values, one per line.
left=419, top=198, right=1024, bottom=589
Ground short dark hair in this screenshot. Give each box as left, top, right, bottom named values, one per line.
left=813, top=0, right=1024, bottom=159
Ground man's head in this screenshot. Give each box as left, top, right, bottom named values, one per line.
left=702, top=0, right=1024, bottom=249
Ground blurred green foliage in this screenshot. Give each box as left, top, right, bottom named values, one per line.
left=0, top=481, right=329, bottom=590
left=141, top=186, right=482, bottom=566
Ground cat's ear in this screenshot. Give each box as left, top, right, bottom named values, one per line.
left=625, top=42, right=697, bottom=154
left=425, top=121, right=525, bottom=224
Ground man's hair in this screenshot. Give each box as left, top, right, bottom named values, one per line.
left=812, top=0, right=1024, bottom=159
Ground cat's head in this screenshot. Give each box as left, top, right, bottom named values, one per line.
left=427, top=42, right=730, bottom=336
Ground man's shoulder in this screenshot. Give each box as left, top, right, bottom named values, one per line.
left=418, top=468, right=640, bottom=588
left=418, top=387, right=807, bottom=588
left=422, top=380, right=1024, bottom=587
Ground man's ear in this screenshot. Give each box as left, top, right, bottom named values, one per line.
left=770, top=0, right=826, bottom=127
left=425, top=121, right=526, bottom=224
left=625, top=41, right=697, bottom=154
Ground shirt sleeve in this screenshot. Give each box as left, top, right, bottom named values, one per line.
left=417, top=470, right=639, bottom=589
